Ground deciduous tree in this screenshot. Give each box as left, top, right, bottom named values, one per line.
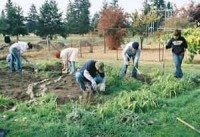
left=98, top=4, right=129, bottom=49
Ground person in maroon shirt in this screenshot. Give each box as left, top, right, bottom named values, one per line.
left=166, top=29, right=188, bottom=78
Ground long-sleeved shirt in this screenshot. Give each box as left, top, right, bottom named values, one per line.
left=166, top=36, right=188, bottom=55
left=122, top=42, right=141, bottom=65
left=60, top=48, right=79, bottom=65
left=9, top=41, right=29, bottom=54
left=79, top=60, right=105, bottom=81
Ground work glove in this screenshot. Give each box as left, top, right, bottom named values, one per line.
left=100, top=83, right=106, bottom=92
left=91, top=80, right=97, bottom=91
left=125, top=60, right=129, bottom=65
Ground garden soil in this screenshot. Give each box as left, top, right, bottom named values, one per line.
left=0, top=71, right=82, bottom=104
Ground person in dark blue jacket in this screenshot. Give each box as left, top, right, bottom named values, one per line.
left=75, top=60, right=106, bottom=93
left=166, top=29, right=188, bottom=78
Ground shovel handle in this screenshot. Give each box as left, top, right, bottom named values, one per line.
left=176, top=117, right=200, bottom=134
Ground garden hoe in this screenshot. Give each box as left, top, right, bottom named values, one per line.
left=162, top=43, right=166, bottom=75
left=134, top=66, right=142, bottom=75
left=176, top=117, right=200, bottom=134
left=127, top=54, right=142, bottom=75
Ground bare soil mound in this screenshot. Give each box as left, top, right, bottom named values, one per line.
left=47, top=74, right=81, bottom=104
left=0, top=72, right=37, bottom=101
left=0, top=72, right=82, bottom=104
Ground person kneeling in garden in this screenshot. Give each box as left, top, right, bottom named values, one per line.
left=75, top=60, right=106, bottom=93
left=56, top=47, right=79, bottom=75
left=166, top=29, right=188, bottom=78
left=120, top=41, right=141, bottom=78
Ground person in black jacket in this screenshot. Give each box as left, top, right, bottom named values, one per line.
left=75, top=60, right=106, bottom=93
left=166, top=29, right=188, bottom=78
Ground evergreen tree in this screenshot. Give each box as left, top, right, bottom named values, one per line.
left=153, top=0, right=166, bottom=10
left=90, top=13, right=99, bottom=31
left=5, top=0, right=27, bottom=39
left=76, top=0, right=91, bottom=34
left=36, top=0, right=64, bottom=39
left=66, top=0, right=90, bottom=34
left=26, top=4, right=38, bottom=33
left=66, top=0, right=78, bottom=34
left=143, top=0, right=151, bottom=15
left=111, top=0, right=119, bottom=8
left=166, top=2, right=172, bottom=9
left=0, top=10, right=8, bottom=35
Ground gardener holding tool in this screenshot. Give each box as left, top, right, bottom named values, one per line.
left=166, top=29, right=188, bottom=78
left=9, top=41, right=32, bottom=72
left=120, top=41, right=141, bottom=78
left=56, top=47, right=79, bottom=75
left=75, top=60, right=106, bottom=93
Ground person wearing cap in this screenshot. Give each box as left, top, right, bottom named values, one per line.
left=75, top=60, right=106, bottom=93
left=120, top=41, right=141, bottom=78
left=166, top=29, right=188, bottom=78
left=9, top=41, right=32, bottom=72
left=56, top=47, right=79, bottom=74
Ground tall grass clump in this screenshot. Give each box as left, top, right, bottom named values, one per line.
left=105, top=66, right=143, bottom=94
left=0, top=95, right=15, bottom=112
left=150, top=74, right=195, bottom=98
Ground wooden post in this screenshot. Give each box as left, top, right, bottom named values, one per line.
left=103, top=29, right=106, bottom=53
left=46, top=35, right=50, bottom=52
left=116, top=48, right=118, bottom=60
left=79, top=41, right=82, bottom=58
left=159, top=42, right=161, bottom=62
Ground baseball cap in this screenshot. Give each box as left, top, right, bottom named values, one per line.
left=96, top=62, right=104, bottom=73
left=132, top=42, right=139, bottom=50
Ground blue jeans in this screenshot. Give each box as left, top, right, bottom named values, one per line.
left=173, top=53, right=184, bottom=78
left=9, top=48, right=22, bottom=72
left=120, top=55, right=138, bottom=78
left=75, top=72, right=104, bottom=92
left=69, top=61, right=76, bottom=73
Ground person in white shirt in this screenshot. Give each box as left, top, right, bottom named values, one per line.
left=9, top=41, right=32, bottom=72
left=120, top=41, right=141, bottom=78
left=56, top=47, right=79, bottom=74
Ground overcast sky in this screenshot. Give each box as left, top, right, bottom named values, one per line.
left=0, top=0, right=199, bottom=17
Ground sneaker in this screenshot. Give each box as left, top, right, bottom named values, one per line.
left=62, top=70, right=69, bottom=74
left=69, top=72, right=75, bottom=75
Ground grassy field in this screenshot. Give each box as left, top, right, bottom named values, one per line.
left=0, top=35, right=200, bottom=137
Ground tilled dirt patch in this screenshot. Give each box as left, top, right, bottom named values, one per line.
left=46, top=74, right=82, bottom=104
left=0, top=72, right=82, bottom=104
